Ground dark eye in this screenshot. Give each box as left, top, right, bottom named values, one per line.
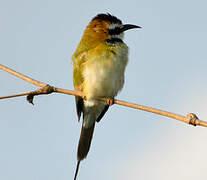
left=108, top=27, right=122, bottom=35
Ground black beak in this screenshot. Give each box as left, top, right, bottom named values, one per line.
left=122, top=24, right=141, bottom=32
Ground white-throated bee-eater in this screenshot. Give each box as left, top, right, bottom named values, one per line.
left=72, top=13, right=141, bottom=179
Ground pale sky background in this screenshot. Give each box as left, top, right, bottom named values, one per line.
left=0, top=0, right=207, bottom=180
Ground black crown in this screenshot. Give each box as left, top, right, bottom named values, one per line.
left=92, top=13, right=122, bottom=24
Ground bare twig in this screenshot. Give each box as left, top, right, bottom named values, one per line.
left=0, top=64, right=46, bottom=87
left=0, top=63, right=207, bottom=127
left=0, top=92, right=32, bottom=100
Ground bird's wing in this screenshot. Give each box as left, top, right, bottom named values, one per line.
left=75, top=96, right=83, bottom=122
left=73, top=52, right=87, bottom=122
left=96, top=104, right=109, bottom=122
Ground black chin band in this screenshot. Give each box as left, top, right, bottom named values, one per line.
left=106, top=38, right=123, bottom=43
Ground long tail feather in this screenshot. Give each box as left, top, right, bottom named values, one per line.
left=74, top=123, right=95, bottom=179
left=78, top=123, right=95, bottom=160
left=74, top=160, right=80, bottom=180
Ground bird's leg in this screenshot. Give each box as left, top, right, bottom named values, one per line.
left=82, top=95, right=87, bottom=100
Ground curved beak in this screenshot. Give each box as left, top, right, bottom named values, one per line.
left=122, top=24, right=141, bottom=32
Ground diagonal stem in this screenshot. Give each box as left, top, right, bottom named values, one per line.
left=0, top=64, right=46, bottom=87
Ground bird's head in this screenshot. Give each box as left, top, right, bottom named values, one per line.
left=84, top=13, right=141, bottom=43
left=72, top=13, right=141, bottom=58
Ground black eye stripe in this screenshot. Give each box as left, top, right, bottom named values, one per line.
left=108, top=27, right=122, bottom=35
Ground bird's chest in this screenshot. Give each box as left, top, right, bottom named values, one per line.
left=83, top=52, right=127, bottom=99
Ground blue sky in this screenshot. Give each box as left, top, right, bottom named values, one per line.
left=0, top=0, right=207, bottom=180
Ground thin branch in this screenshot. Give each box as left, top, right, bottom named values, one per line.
left=0, top=64, right=46, bottom=87
left=0, top=63, right=207, bottom=127
left=0, top=92, right=32, bottom=100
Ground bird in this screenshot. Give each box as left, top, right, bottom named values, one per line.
left=71, top=13, right=141, bottom=179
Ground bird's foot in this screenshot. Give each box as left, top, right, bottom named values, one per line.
left=107, top=98, right=114, bottom=106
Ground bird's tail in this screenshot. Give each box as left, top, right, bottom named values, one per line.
left=78, top=122, right=95, bottom=160
left=74, top=123, right=95, bottom=180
